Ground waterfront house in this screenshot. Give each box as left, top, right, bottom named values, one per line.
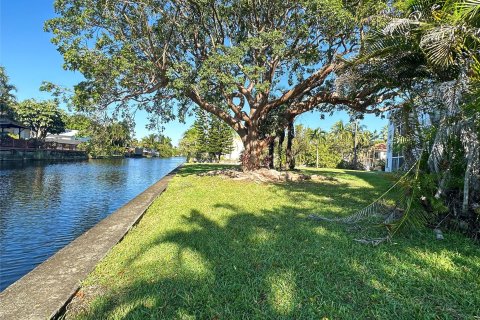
left=44, top=130, right=89, bottom=151
left=0, top=117, right=30, bottom=139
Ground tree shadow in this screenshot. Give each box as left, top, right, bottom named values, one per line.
left=270, top=178, right=390, bottom=220
left=176, top=163, right=239, bottom=177
left=75, top=202, right=480, bottom=319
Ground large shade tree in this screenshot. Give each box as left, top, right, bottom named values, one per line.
left=46, top=0, right=396, bottom=170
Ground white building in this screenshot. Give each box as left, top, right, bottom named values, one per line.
left=44, top=130, right=89, bottom=150
left=224, top=137, right=244, bottom=162
left=385, top=111, right=433, bottom=172
left=363, top=143, right=387, bottom=171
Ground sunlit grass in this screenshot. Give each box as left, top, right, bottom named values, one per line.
left=72, top=164, right=480, bottom=319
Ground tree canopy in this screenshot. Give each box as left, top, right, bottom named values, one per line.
left=46, top=0, right=394, bottom=169
left=140, top=133, right=176, bottom=157
left=0, top=66, right=17, bottom=117
left=14, top=99, right=66, bottom=140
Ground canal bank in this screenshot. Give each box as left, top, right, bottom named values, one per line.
left=1, top=157, right=185, bottom=289
left=0, top=163, right=182, bottom=320
left=0, top=148, right=88, bottom=161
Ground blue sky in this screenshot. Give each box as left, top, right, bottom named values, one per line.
left=0, top=0, right=387, bottom=145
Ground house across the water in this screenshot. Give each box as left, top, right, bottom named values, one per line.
left=44, top=130, right=89, bottom=151
left=0, top=117, right=30, bottom=139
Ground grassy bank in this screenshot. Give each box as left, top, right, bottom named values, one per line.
left=70, top=165, right=480, bottom=319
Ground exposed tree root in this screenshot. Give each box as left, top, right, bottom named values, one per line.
left=198, top=168, right=338, bottom=183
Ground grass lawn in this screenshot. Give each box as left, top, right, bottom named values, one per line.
left=70, top=164, right=480, bottom=319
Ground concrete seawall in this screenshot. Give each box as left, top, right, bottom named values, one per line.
left=0, top=165, right=182, bottom=319
left=0, top=148, right=88, bottom=161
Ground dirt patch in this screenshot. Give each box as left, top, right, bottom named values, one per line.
left=198, top=168, right=338, bottom=183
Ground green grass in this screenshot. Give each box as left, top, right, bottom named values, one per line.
left=72, top=164, right=480, bottom=319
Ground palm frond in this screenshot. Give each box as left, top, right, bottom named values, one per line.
left=406, top=0, right=441, bottom=19
left=420, top=25, right=459, bottom=66
left=383, top=18, right=419, bottom=36
left=456, top=0, right=480, bottom=21
left=308, top=159, right=430, bottom=234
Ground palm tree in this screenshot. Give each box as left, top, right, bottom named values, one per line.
left=0, top=67, right=17, bottom=118
left=330, top=120, right=351, bottom=159
left=339, top=0, right=480, bottom=230
left=309, top=128, right=326, bottom=168
left=141, top=134, right=158, bottom=151
left=348, top=120, right=369, bottom=167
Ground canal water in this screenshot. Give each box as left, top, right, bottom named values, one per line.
left=0, top=157, right=184, bottom=291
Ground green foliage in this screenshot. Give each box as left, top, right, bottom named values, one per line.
left=178, top=127, right=200, bottom=162
left=186, top=109, right=234, bottom=162
left=140, top=133, right=175, bottom=157
left=300, top=126, right=342, bottom=168
left=45, top=0, right=393, bottom=169
left=87, top=121, right=131, bottom=157
left=348, top=0, right=480, bottom=236
left=14, top=99, right=66, bottom=140
left=63, top=113, right=133, bottom=157
left=207, top=116, right=234, bottom=160
left=389, top=162, right=437, bottom=234
left=63, top=113, right=93, bottom=136
left=0, top=66, right=17, bottom=117
left=291, top=122, right=384, bottom=169
left=193, top=109, right=210, bottom=154
left=45, top=0, right=367, bottom=105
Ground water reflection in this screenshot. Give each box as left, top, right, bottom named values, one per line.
left=0, top=157, right=184, bottom=291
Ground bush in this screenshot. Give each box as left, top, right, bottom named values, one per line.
left=336, top=159, right=365, bottom=170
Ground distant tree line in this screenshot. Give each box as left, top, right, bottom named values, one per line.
left=1, top=66, right=176, bottom=158
left=274, top=121, right=387, bottom=170
left=135, top=133, right=176, bottom=158
left=1, top=66, right=66, bottom=140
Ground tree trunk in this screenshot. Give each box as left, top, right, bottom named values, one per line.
left=268, top=139, right=275, bottom=169
left=241, top=129, right=266, bottom=171
left=462, top=146, right=476, bottom=215
left=353, top=120, right=358, bottom=168
left=277, top=130, right=285, bottom=170
left=286, top=120, right=295, bottom=170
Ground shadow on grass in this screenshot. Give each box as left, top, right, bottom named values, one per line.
left=176, top=163, right=239, bottom=177
left=77, top=202, right=480, bottom=319
left=177, top=164, right=393, bottom=213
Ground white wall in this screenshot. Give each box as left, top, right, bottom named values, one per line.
left=385, top=115, right=395, bottom=172
left=224, top=137, right=244, bottom=161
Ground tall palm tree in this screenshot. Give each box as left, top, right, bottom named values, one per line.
left=331, top=121, right=351, bottom=159
left=0, top=67, right=17, bottom=117
left=309, top=128, right=327, bottom=168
